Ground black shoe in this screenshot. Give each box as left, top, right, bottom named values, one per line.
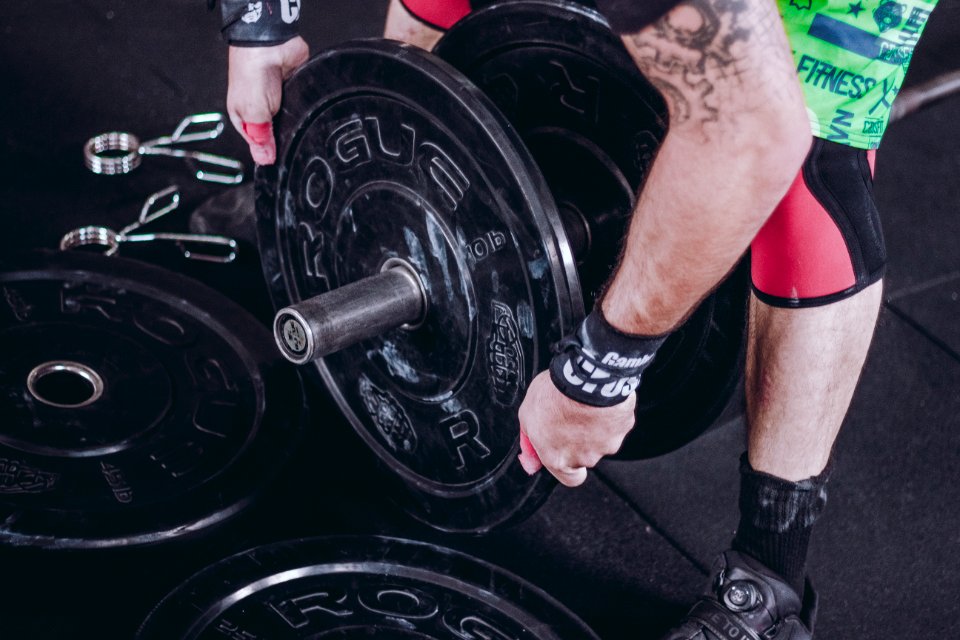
left=660, top=550, right=818, bottom=640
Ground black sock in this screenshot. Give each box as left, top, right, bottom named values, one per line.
left=731, top=453, right=831, bottom=595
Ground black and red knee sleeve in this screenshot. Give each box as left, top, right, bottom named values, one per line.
left=751, top=138, right=885, bottom=308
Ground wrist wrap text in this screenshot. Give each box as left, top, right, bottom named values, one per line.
left=548, top=309, right=667, bottom=407
left=220, top=0, right=301, bottom=46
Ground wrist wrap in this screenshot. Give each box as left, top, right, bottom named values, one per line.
left=549, top=309, right=667, bottom=407
left=220, top=0, right=301, bottom=46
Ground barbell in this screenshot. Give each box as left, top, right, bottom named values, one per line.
left=255, top=1, right=748, bottom=533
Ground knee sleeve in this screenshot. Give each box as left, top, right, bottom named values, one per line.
left=401, top=0, right=600, bottom=31
left=400, top=0, right=472, bottom=29
left=751, top=138, right=885, bottom=308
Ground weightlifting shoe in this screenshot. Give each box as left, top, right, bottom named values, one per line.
left=659, top=550, right=817, bottom=640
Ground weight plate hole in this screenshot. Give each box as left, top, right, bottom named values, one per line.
left=26, top=361, right=105, bottom=409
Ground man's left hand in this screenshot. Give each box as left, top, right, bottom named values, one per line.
left=518, top=371, right=636, bottom=487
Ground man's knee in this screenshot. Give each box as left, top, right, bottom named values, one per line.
left=751, top=139, right=886, bottom=308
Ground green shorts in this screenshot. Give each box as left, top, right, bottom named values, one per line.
left=779, top=0, right=939, bottom=148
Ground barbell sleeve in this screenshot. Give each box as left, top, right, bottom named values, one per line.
left=273, top=260, right=427, bottom=364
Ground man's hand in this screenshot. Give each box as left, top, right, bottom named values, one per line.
left=227, top=36, right=309, bottom=165
left=517, top=371, right=636, bottom=487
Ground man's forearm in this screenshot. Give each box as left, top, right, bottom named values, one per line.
left=601, top=122, right=808, bottom=334
left=601, top=0, right=811, bottom=335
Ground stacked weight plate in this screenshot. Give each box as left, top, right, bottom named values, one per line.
left=137, top=536, right=600, bottom=640
left=0, top=250, right=302, bottom=548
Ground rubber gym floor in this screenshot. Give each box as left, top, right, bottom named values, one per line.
left=1, top=1, right=958, bottom=638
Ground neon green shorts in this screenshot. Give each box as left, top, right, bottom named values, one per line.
left=778, top=0, right=939, bottom=148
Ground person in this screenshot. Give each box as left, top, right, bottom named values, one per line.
left=216, top=0, right=937, bottom=637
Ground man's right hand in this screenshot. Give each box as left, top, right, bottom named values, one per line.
left=227, top=36, right=309, bottom=165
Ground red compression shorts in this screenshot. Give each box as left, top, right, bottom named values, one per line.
left=399, top=0, right=679, bottom=32
left=400, top=0, right=472, bottom=29
left=751, top=138, right=884, bottom=308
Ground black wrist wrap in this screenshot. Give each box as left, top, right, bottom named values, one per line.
left=549, top=309, right=667, bottom=407
left=220, top=0, right=301, bottom=46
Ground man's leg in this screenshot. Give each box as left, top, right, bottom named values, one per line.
left=732, top=284, right=882, bottom=596
left=654, top=282, right=883, bottom=640
left=732, top=137, right=887, bottom=594
left=654, top=136, right=884, bottom=638
left=746, top=284, right=882, bottom=481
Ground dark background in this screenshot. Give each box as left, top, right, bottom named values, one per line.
left=1, top=1, right=959, bottom=638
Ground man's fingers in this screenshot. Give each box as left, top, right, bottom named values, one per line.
left=235, top=119, right=275, bottom=165
left=228, top=100, right=275, bottom=164
left=242, top=121, right=276, bottom=165
left=242, top=121, right=273, bottom=146
left=227, top=100, right=277, bottom=165
left=551, top=466, right=588, bottom=488
left=249, top=140, right=276, bottom=165
left=517, top=431, right=542, bottom=475
left=602, top=433, right=628, bottom=457
left=227, top=109, right=247, bottom=143
left=570, top=451, right=605, bottom=469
